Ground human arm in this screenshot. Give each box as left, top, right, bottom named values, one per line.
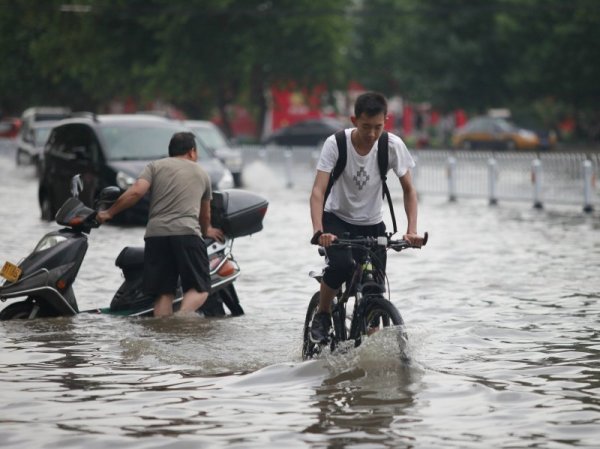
left=96, top=178, right=150, bottom=223
left=199, top=198, right=224, bottom=242
left=399, top=170, right=425, bottom=247
left=309, top=170, right=337, bottom=246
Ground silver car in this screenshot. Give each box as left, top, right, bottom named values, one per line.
left=184, top=120, right=243, bottom=187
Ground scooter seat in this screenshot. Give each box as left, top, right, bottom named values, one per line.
left=115, top=246, right=145, bottom=269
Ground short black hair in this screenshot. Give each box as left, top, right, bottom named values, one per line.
left=168, top=131, right=196, bottom=156
left=354, top=92, right=388, bottom=118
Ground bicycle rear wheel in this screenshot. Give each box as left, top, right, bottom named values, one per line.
left=301, top=292, right=321, bottom=360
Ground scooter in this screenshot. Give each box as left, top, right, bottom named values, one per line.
left=0, top=176, right=268, bottom=320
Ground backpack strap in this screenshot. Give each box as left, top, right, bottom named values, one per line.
left=323, top=130, right=347, bottom=206
left=377, top=132, right=398, bottom=235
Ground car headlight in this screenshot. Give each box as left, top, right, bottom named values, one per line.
left=518, top=130, right=537, bottom=141
left=217, top=169, right=234, bottom=189
left=33, top=235, right=68, bottom=253
left=223, top=154, right=243, bottom=172
left=217, top=150, right=243, bottom=172
left=116, top=171, right=135, bottom=190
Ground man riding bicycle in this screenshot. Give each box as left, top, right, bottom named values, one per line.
left=309, top=92, right=425, bottom=344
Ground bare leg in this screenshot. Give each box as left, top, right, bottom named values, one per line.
left=179, top=288, right=208, bottom=314
left=154, top=293, right=175, bottom=317
left=317, top=281, right=337, bottom=314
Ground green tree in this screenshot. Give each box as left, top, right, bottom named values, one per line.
left=149, top=0, right=350, bottom=137
left=0, top=0, right=93, bottom=113
left=351, top=0, right=509, bottom=111
left=350, top=0, right=600, bottom=139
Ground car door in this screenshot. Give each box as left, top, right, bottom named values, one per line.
left=44, top=124, right=101, bottom=210
left=478, top=118, right=500, bottom=149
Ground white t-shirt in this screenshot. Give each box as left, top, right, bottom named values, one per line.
left=316, top=128, right=415, bottom=225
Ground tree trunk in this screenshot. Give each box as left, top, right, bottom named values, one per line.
left=216, top=84, right=232, bottom=138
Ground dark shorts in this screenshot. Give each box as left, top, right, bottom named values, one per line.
left=322, top=212, right=387, bottom=290
left=143, top=235, right=211, bottom=296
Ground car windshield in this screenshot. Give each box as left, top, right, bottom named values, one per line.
left=191, top=126, right=228, bottom=148
left=34, top=126, right=53, bottom=146
left=99, top=125, right=213, bottom=161
left=495, top=119, right=517, bottom=132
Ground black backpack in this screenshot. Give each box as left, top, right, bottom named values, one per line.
left=323, top=130, right=398, bottom=234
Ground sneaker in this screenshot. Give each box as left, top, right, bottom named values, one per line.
left=310, top=311, right=331, bottom=344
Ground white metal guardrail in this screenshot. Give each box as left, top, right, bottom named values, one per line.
left=3, top=137, right=596, bottom=212
left=412, top=150, right=599, bottom=212
left=239, top=145, right=599, bottom=212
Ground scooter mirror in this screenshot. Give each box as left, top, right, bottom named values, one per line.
left=96, top=186, right=121, bottom=210
left=70, top=174, right=83, bottom=197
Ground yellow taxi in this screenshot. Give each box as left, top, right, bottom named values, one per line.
left=452, top=116, right=556, bottom=151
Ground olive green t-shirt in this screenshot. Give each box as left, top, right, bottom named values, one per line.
left=139, top=157, right=212, bottom=238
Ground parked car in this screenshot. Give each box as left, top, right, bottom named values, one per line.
left=451, top=116, right=557, bottom=151
left=262, top=117, right=346, bottom=148
left=38, top=114, right=234, bottom=223
left=16, top=120, right=61, bottom=174
left=0, top=117, right=21, bottom=138
left=183, top=120, right=243, bottom=187
left=17, top=107, right=72, bottom=165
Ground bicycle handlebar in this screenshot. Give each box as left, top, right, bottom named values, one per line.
left=328, top=231, right=428, bottom=252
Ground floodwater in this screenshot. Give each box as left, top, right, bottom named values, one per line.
left=1, top=141, right=600, bottom=449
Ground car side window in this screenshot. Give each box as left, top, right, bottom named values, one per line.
left=480, top=119, right=496, bottom=133
left=47, top=124, right=99, bottom=163
left=47, top=127, right=69, bottom=158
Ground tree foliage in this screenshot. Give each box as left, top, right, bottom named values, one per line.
left=351, top=0, right=600, bottom=136
left=0, top=0, right=598, bottom=139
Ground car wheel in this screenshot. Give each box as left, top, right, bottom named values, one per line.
left=505, top=140, right=517, bottom=151
left=232, top=172, right=242, bottom=188
left=40, top=194, right=55, bottom=221
left=461, top=141, right=473, bottom=151
left=16, top=149, right=29, bottom=166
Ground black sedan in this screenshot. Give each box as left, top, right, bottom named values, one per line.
left=38, top=114, right=234, bottom=224
left=262, top=117, right=346, bottom=148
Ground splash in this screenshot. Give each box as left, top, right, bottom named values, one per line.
left=241, top=160, right=287, bottom=191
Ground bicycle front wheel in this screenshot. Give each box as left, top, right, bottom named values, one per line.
left=362, top=296, right=404, bottom=335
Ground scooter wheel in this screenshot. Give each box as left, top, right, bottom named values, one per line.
left=0, top=301, right=35, bottom=320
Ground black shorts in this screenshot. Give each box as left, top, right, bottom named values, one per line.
left=143, top=235, right=211, bottom=296
left=322, top=212, right=387, bottom=290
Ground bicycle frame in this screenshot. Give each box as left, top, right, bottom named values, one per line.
left=304, top=233, right=427, bottom=359
left=334, top=245, right=389, bottom=346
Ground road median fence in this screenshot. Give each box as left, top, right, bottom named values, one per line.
left=240, top=145, right=599, bottom=213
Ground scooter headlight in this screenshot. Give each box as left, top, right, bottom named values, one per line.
left=34, top=235, right=68, bottom=253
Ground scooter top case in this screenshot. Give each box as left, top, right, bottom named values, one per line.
left=211, top=189, right=268, bottom=238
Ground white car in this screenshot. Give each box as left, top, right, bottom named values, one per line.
left=184, top=120, right=243, bottom=187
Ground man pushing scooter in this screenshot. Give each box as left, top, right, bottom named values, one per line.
left=97, top=132, right=224, bottom=317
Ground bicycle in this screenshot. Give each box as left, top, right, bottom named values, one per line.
left=302, top=232, right=428, bottom=360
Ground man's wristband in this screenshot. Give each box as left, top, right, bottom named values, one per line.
left=310, top=230, right=323, bottom=245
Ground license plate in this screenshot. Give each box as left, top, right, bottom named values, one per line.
left=1, top=261, right=22, bottom=283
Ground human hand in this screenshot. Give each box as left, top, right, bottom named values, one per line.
left=205, top=226, right=225, bottom=243
left=311, top=230, right=337, bottom=247
left=96, top=210, right=112, bottom=224
left=403, top=232, right=426, bottom=248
